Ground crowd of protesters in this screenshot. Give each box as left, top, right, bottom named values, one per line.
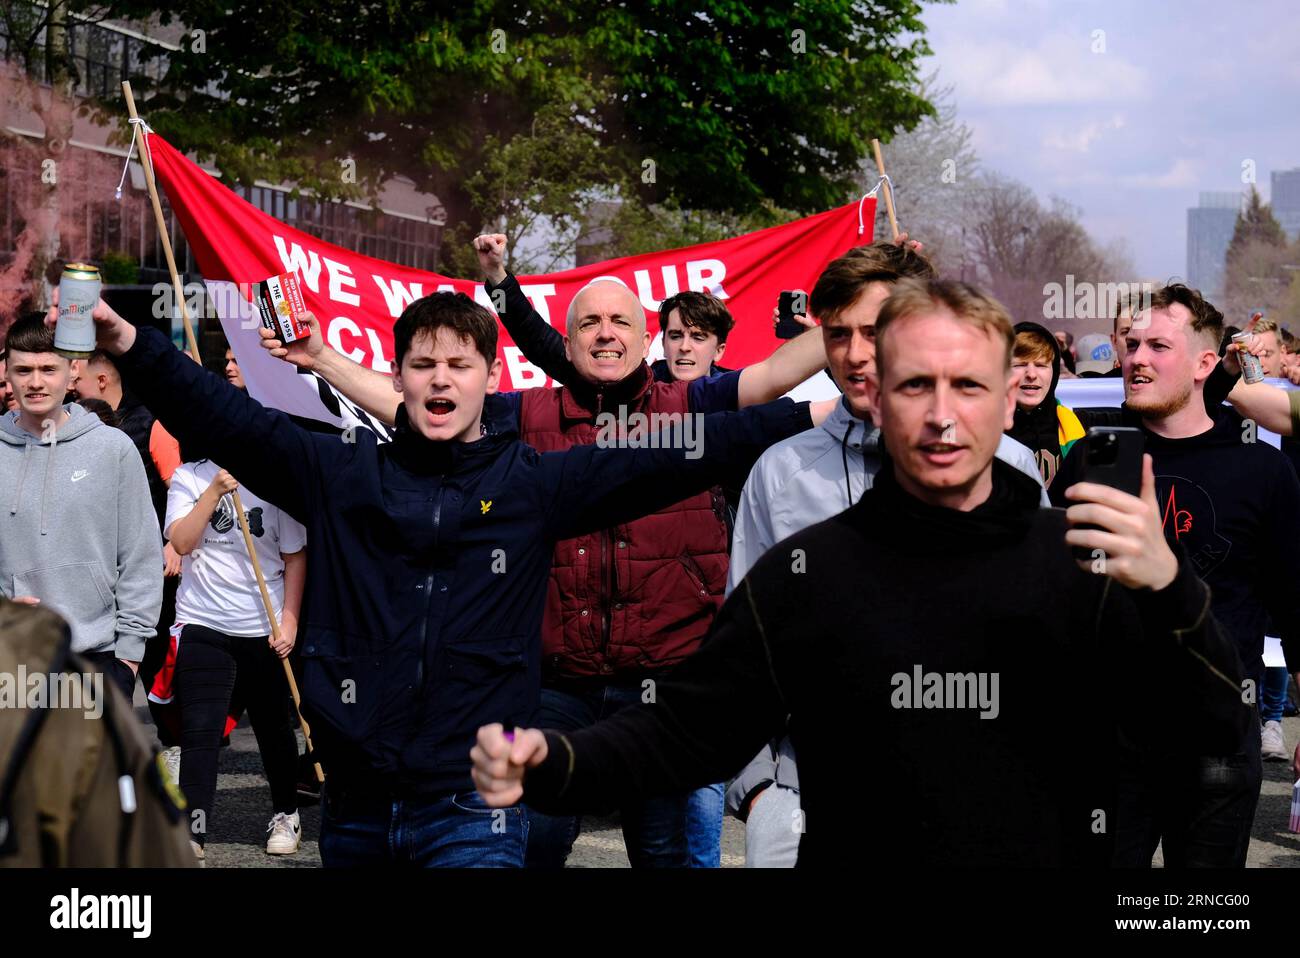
left=2, top=226, right=1299, bottom=869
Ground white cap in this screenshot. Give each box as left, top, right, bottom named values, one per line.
left=1075, top=333, right=1116, bottom=375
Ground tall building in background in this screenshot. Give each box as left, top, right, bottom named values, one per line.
left=1186, top=191, right=1241, bottom=301
left=1272, top=168, right=1300, bottom=243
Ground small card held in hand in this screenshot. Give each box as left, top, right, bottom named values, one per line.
left=255, top=271, right=311, bottom=343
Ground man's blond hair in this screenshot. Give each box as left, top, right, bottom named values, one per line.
left=1252, top=317, right=1280, bottom=338
left=875, top=279, right=1016, bottom=376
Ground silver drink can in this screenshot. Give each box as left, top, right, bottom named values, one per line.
left=1232, top=331, right=1264, bottom=384
left=55, top=262, right=101, bottom=359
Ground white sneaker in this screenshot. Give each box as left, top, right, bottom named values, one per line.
left=162, top=746, right=181, bottom=785
left=1261, top=720, right=1289, bottom=761
left=266, top=811, right=301, bottom=855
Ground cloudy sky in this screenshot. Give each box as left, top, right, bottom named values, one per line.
left=920, top=0, right=1300, bottom=279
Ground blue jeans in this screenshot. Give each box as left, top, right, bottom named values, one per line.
left=319, top=783, right=527, bottom=868
left=1261, top=666, right=1288, bottom=724
left=686, top=783, right=724, bottom=867
left=526, top=680, right=689, bottom=868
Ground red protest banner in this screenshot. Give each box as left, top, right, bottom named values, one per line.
left=147, top=134, right=874, bottom=424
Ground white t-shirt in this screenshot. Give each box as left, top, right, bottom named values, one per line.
left=165, top=460, right=307, bottom=637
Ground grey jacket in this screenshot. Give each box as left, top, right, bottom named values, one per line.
left=724, top=398, right=1048, bottom=818
left=0, top=405, right=162, bottom=661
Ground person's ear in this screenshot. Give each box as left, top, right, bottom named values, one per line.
left=391, top=359, right=404, bottom=394
left=563, top=334, right=572, bottom=364
left=485, top=357, right=503, bottom=396
left=714, top=341, right=727, bottom=361
left=1004, top=368, right=1017, bottom=430
left=1196, top=346, right=1218, bottom=383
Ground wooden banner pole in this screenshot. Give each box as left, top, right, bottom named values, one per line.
left=121, top=81, right=323, bottom=783
left=871, top=137, right=900, bottom=242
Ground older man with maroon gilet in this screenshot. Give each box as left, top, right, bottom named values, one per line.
left=476, top=235, right=833, bottom=868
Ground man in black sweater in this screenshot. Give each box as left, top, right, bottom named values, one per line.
left=471, top=278, right=1250, bottom=867
left=1052, top=283, right=1300, bottom=868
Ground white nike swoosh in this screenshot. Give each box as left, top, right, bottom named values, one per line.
left=71, top=471, right=89, bottom=482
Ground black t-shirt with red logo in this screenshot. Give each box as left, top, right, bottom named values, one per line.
left=1053, top=406, right=1300, bottom=689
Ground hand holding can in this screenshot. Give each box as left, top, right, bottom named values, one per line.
left=44, top=288, right=139, bottom=357
left=1233, top=331, right=1265, bottom=385
left=55, top=263, right=102, bottom=359
left=1230, top=314, right=1267, bottom=384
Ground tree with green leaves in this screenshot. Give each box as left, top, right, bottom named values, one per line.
left=1226, top=185, right=1286, bottom=263
left=1222, top=186, right=1294, bottom=322
left=446, top=96, right=620, bottom=276
left=92, top=1, right=942, bottom=271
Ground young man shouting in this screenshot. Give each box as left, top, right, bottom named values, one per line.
left=48, top=290, right=822, bottom=868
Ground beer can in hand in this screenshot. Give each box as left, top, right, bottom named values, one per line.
left=55, top=262, right=102, bottom=359
left=1233, top=331, right=1265, bottom=385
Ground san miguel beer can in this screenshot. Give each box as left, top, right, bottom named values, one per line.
left=1233, top=331, right=1265, bottom=384
left=254, top=271, right=312, bottom=343
left=55, top=262, right=102, bottom=359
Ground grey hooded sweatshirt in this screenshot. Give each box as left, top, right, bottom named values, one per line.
left=0, top=404, right=162, bottom=661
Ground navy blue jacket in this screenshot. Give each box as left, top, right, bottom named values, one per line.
left=117, top=326, right=812, bottom=795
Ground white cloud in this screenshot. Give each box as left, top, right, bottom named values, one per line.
left=1043, top=114, right=1127, bottom=153
left=1117, top=158, right=1201, bottom=190
left=917, top=0, right=1300, bottom=281
left=938, top=32, right=1149, bottom=107
left=1044, top=157, right=1200, bottom=191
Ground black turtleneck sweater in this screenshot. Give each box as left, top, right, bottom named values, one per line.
left=522, top=459, right=1250, bottom=867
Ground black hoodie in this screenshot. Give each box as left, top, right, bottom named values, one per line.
left=1053, top=405, right=1300, bottom=691
left=114, top=391, right=168, bottom=528
left=1007, top=322, right=1070, bottom=486
left=1012, top=323, right=1242, bottom=486
left=523, top=458, right=1249, bottom=867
